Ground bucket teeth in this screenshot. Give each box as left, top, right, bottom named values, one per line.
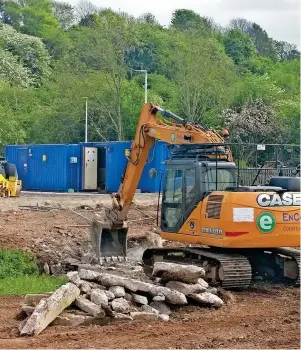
left=97, top=255, right=126, bottom=265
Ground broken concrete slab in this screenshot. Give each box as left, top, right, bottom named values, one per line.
left=75, top=296, right=106, bottom=318
left=99, top=273, right=152, bottom=293
left=189, top=292, right=224, bottom=308
left=112, top=313, right=133, bottom=322
left=165, top=281, right=206, bottom=296
left=104, top=290, right=115, bottom=301
left=158, top=314, right=169, bottom=322
left=109, top=286, right=125, bottom=298
left=52, top=312, right=111, bottom=326
left=78, top=264, right=104, bottom=273
left=124, top=293, right=132, bottom=302
left=149, top=301, right=171, bottom=315
left=18, top=318, right=28, bottom=333
left=152, top=295, right=165, bottom=302
left=111, top=298, right=130, bottom=314
left=51, top=313, right=93, bottom=326
left=150, top=285, right=187, bottom=305
left=23, top=294, right=51, bottom=307
left=131, top=293, right=148, bottom=305
left=20, top=283, right=80, bottom=336
left=130, top=312, right=158, bottom=321
left=140, top=305, right=159, bottom=315
left=67, top=271, right=81, bottom=286
left=80, top=281, right=92, bottom=294
left=78, top=269, right=101, bottom=281
left=206, top=287, right=218, bottom=295
left=90, top=289, right=109, bottom=307
left=197, top=278, right=209, bottom=289
left=87, top=281, right=107, bottom=290
left=153, top=262, right=205, bottom=283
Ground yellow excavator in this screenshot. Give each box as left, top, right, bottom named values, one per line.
left=0, top=157, right=21, bottom=197
left=93, top=103, right=300, bottom=288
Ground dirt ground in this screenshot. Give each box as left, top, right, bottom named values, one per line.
left=0, top=205, right=157, bottom=265
left=0, top=206, right=300, bottom=349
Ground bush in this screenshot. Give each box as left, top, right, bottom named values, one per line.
left=0, top=249, right=39, bottom=279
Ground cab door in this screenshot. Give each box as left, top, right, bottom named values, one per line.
left=161, top=165, right=197, bottom=233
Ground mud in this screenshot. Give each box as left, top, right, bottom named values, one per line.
left=0, top=286, right=299, bottom=349
left=0, top=205, right=157, bottom=265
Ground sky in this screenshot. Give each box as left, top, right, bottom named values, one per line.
left=65, top=0, right=300, bottom=47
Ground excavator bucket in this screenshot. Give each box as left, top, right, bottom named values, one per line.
left=91, top=220, right=128, bottom=262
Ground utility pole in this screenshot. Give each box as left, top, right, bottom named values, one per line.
left=133, top=70, right=147, bottom=103
left=83, top=97, right=88, bottom=143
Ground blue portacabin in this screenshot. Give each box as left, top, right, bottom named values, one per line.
left=5, top=141, right=171, bottom=193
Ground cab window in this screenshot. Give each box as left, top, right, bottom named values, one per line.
left=202, top=167, right=236, bottom=194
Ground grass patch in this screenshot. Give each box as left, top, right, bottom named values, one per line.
left=0, top=248, right=39, bottom=278
left=0, top=248, right=67, bottom=296
left=0, top=275, right=67, bottom=296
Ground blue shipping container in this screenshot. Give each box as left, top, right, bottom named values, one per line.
left=5, top=144, right=81, bottom=191
left=5, top=141, right=173, bottom=193
left=80, top=141, right=172, bottom=193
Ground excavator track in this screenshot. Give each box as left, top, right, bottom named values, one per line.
left=142, top=247, right=252, bottom=289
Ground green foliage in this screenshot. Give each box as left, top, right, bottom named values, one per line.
left=224, top=29, right=256, bottom=65
left=171, top=9, right=213, bottom=35
left=0, top=248, right=39, bottom=279
left=174, top=34, right=237, bottom=126
left=234, top=73, right=284, bottom=106
left=0, top=23, right=51, bottom=85
left=0, top=275, right=67, bottom=295
left=52, top=1, right=75, bottom=30
left=229, top=18, right=277, bottom=60
left=4, top=0, right=59, bottom=37
left=0, top=4, right=299, bottom=145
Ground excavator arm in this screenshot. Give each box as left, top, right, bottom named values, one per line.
left=92, top=103, right=231, bottom=262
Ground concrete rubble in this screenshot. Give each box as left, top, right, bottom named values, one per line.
left=18, top=262, right=225, bottom=336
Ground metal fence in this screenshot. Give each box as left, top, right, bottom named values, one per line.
left=237, top=167, right=296, bottom=186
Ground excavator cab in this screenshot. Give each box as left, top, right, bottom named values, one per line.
left=161, top=159, right=237, bottom=233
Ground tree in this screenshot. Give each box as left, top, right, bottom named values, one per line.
left=137, top=13, right=158, bottom=25
left=171, top=9, right=213, bottom=35
left=75, top=0, right=98, bottom=22
left=274, top=41, right=300, bottom=61
left=0, top=23, right=51, bottom=86
left=229, top=18, right=276, bottom=60
left=0, top=0, right=12, bottom=24
left=234, top=73, right=284, bottom=107
left=83, top=10, right=138, bottom=140
left=3, top=0, right=59, bottom=37
left=52, top=1, right=75, bottom=30
left=174, top=34, right=237, bottom=126
left=224, top=29, right=256, bottom=64
left=0, top=48, right=33, bottom=87
left=223, top=100, right=285, bottom=165
left=229, top=18, right=251, bottom=34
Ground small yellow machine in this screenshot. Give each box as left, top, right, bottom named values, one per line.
left=0, top=157, right=21, bottom=197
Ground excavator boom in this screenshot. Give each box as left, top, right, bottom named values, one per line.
left=92, top=103, right=231, bottom=261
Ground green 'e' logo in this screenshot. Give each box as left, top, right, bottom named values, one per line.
left=257, top=212, right=276, bottom=233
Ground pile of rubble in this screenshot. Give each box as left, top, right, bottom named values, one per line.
left=19, top=262, right=225, bottom=336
